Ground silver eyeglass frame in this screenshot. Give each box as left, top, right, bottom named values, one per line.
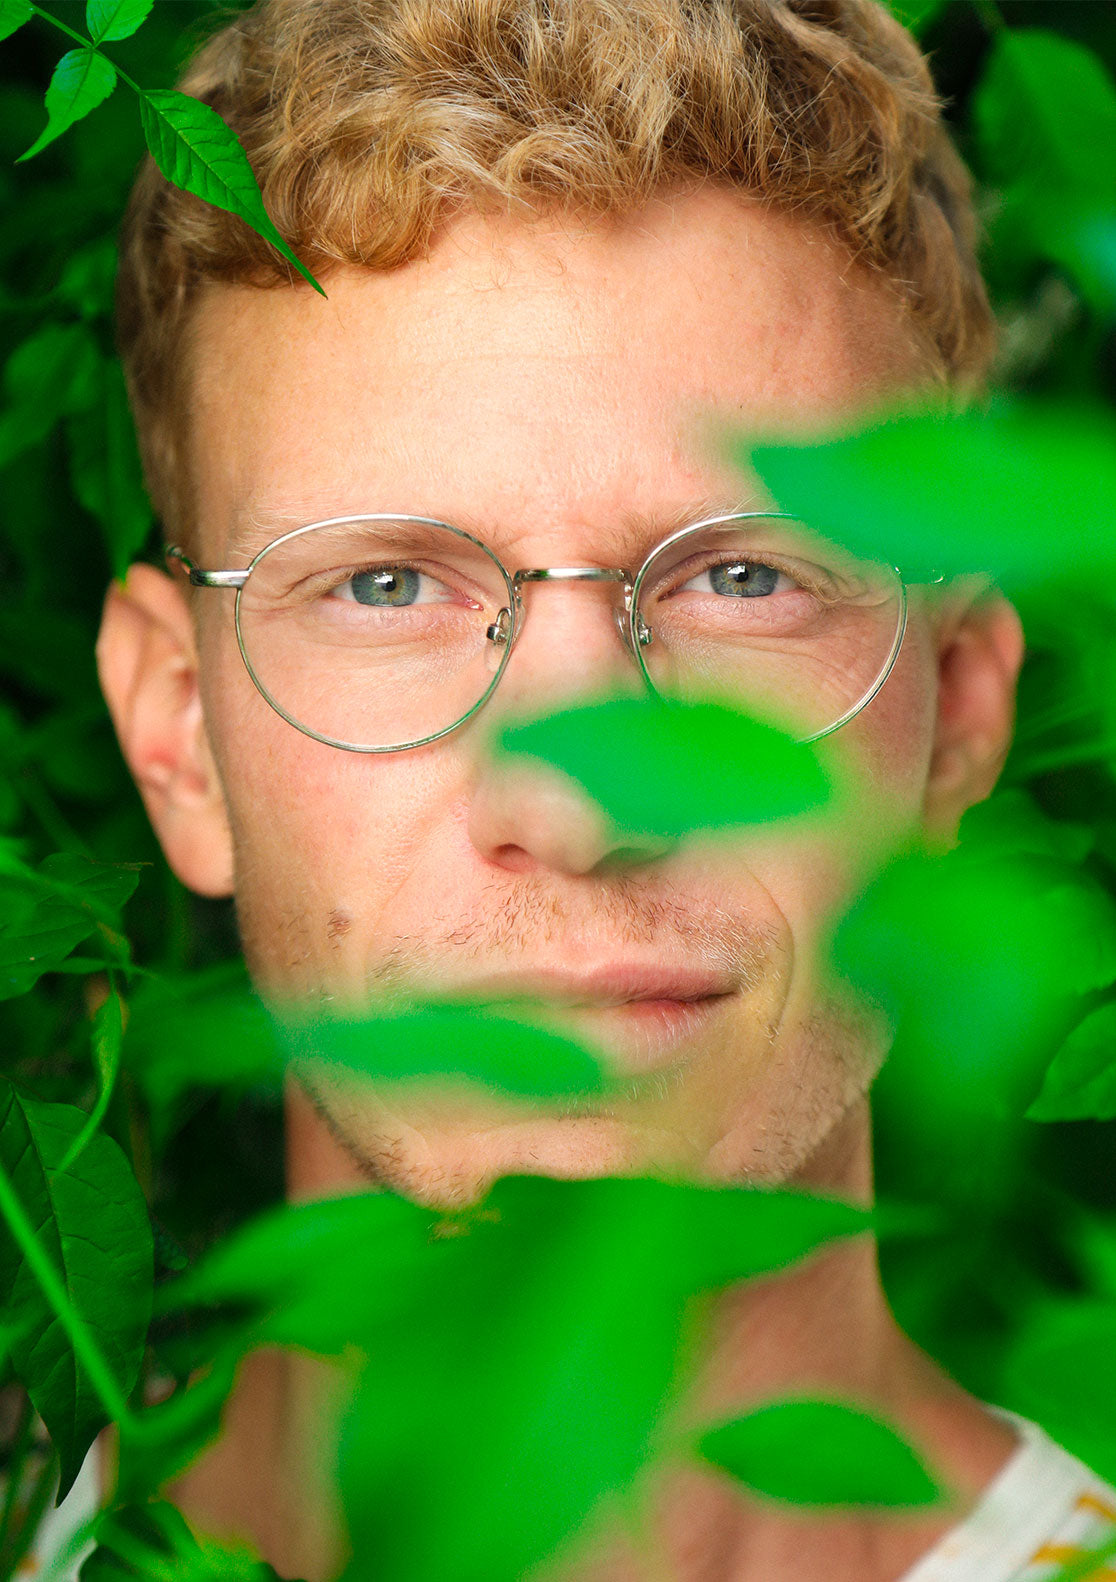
left=166, top=510, right=909, bottom=754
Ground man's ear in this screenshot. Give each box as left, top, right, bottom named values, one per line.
left=96, top=564, right=235, bottom=897
left=922, top=582, right=1026, bottom=843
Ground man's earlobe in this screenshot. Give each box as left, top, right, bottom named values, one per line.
left=922, top=587, right=1026, bottom=844
left=96, top=564, right=235, bottom=898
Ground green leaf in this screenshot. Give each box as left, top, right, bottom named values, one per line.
left=17, top=49, right=117, bottom=163
left=1027, top=1001, right=1116, bottom=1121
left=137, top=91, right=325, bottom=297
left=499, top=697, right=830, bottom=839
left=0, top=0, right=32, bottom=45
left=114, top=1353, right=239, bottom=1507
left=85, top=0, right=153, bottom=44
left=999, top=1301, right=1116, bottom=1486
left=0, top=323, right=101, bottom=472
left=698, top=1398, right=941, bottom=1508
left=975, top=31, right=1116, bottom=203
left=66, top=358, right=154, bottom=577
left=0, top=854, right=139, bottom=1000
left=0, top=1080, right=153, bottom=1499
left=279, top=1002, right=610, bottom=1101
left=973, top=32, right=1116, bottom=310
left=831, top=843, right=1116, bottom=1119
left=742, top=400, right=1116, bottom=593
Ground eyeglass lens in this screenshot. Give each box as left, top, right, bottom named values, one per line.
left=234, top=516, right=904, bottom=750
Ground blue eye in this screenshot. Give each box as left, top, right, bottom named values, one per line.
left=333, top=567, right=453, bottom=607
left=683, top=560, right=790, bottom=597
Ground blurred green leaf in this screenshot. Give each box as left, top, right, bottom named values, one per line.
left=137, top=91, right=325, bottom=297
left=0, top=1079, right=152, bottom=1499
left=113, top=1352, right=240, bottom=1507
left=998, top=1300, right=1116, bottom=1485
left=698, top=1398, right=941, bottom=1508
left=0, top=0, right=32, bottom=45
left=743, top=399, right=1116, bottom=591
left=18, top=49, right=118, bottom=164
left=281, top=1001, right=609, bottom=1101
left=831, top=841, right=1116, bottom=1118
left=1027, top=1001, right=1116, bottom=1122
left=976, top=31, right=1116, bottom=204
left=0, top=323, right=100, bottom=472
left=86, top=0, right=154, bottom=45
left=499, top=696, right=829, bottom=838
left=974, top=31, right=1116, bottom=313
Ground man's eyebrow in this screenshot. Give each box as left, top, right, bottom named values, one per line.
left=222, top=494, right=764, bottom=567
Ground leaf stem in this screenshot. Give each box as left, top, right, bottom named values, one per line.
left=0, top=1158, right=134, bottom=1429
left=26, top=3, right=142, bottom=93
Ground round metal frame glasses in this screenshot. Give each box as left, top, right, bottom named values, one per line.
left=166, top=511, right=910, bottom=754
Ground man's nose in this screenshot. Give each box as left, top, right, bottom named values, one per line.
left=466, top=583, right=673, bottom=876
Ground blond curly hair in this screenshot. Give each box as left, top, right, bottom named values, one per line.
left=116, top=0, right=994, bottom=545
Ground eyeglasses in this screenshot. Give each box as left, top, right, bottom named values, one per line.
left=166, top=511, right=909, bottom=752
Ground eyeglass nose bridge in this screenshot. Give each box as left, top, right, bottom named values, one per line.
left=485, top=565, right=653, bottom=657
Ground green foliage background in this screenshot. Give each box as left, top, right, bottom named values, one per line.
left=1, top=0, right=1116, bottom=1578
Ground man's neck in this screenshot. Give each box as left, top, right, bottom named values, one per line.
left=169, top=1095, right=1019, bottom=1582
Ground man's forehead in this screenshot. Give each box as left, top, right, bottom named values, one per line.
left=183, top=191, right=931, bottom=565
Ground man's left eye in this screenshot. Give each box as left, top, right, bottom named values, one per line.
left=679, top=560, right=793, bottom=597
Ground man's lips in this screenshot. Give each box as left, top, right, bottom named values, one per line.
left=421, top=965, right=740, bottom=1074
left=433, top=964, right=739, bottom=1010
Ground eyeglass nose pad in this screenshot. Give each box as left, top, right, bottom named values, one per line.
left=614, top=583, right=654, bottom=658
left=485, top=606, right=513, bottom=672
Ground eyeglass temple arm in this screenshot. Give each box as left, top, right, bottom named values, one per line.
left=165, top=546, right=248, bottom=589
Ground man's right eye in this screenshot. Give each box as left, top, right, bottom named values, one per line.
left=329, top=566, right=455, bottom=607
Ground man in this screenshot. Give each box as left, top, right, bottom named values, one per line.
left=94, top=0, right=1115, bottom=1577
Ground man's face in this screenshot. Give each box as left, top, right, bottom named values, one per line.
left=122, top=186, right=1010, bottom=1204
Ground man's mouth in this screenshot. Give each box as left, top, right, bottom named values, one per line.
left=433, top=966, right=740, bottom=1074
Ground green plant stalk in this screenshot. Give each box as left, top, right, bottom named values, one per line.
left=0, top=1157, right=134, bottom=1430
left=26, top=4, right=142, bottom=92
left=0, top=1390, right=34, bottom=1574
left=0, top=1446, right=58, bottom=1582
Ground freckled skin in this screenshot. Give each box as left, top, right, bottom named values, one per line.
left=177, top=189, right=948, bottom=1199
left=100, top=184, right=1027, bottom=1581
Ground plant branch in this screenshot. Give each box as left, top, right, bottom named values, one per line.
left=26, top=4, right=142, bottom=93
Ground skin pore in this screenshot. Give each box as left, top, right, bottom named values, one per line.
left=97, top=183, right=1026, bottom=1580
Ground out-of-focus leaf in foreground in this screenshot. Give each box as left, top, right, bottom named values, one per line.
left=499, top=697, right=829, bottom=839
left=161, top=1176, right=870, bottom=1582
left=0, top=1079, right=152, bottom=1500
left=698, top=1398, right=941, bottom=1508
left=998, top=1300, right=1116, bottom=1487
left=830, top=827, right=1116, bottom=1121
left=734, top=400, right=1116, bottom=590
left=279, top=1001, right=610, bottom=1101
